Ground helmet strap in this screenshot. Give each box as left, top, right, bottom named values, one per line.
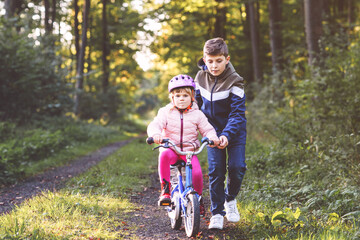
left=175, top=102, right=193, bottom=113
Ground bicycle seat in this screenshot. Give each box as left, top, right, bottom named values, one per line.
left=170, top=160, right=186, bottom=168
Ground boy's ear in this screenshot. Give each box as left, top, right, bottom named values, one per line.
left=226, top=56, right=230, bottom=63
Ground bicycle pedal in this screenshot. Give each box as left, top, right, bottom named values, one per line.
left=160, top=202, right=171, bottom=206
left=158, top=199, right=171, bottom=206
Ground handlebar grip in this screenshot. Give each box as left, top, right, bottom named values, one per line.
left=201, top=137, right=209, bottom=144
left=146, top=137, right=169, bottom=145
left=146, top=137, right=154, bottom=144
left=201, top=137, right=215, bottom=145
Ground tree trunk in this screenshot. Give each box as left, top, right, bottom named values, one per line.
left=87, top=16, right=93, bottom=83
left=74, top=0, right=80, bottom=63
left=347, top=0, right=354, bottom=31
left=268, top=0, right=283, bottom=73
left=44, top=0, right=51, bottom=34
left=102, top=0, right=110, bottom=93
left=51, top=0, right=56, bottom=30
left=5, top=0, right=24, bottom=20
left=4, top=0, right=15, bottom=18
left=214, top=0, right=227, bottom=39
left=74, top=0, right=90, bottom=116
left=247, top=1, right=262, bottom=82
left=304, top=0, right=323, bottom=66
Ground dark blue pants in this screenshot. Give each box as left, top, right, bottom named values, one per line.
left=207, top=143, right=246, bottom=216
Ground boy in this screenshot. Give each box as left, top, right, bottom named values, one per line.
left=194, top=38, right=247, bottom=230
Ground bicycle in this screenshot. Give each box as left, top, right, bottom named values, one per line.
left=146, top=137, right=214, bottom=238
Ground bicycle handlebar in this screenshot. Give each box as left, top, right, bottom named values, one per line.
left=146, top=137, right=214, bottom=156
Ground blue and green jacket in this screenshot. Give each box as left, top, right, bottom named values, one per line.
left=194, top=58, right=246, bottom=145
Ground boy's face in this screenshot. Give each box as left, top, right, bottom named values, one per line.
left=203, top=54, right=230, bottom=76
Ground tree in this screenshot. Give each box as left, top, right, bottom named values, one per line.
left=4, top=0, right=23, bottom=19
left=101, top=0, right=110, bottom=93
left=304, top=0, right=323, bottom=65
left=214, top=0, right=227, bottom=38
left=268, top=0, right=282, bottom=73
left=74, top=0, right=90, bottom=115
left=73, top=0, right=80, bottom=65
left=44, top=0, right=51, bottom=34
left=247, top=0, right=262, bottom=82
left=347, top=0, right=355, bottom=30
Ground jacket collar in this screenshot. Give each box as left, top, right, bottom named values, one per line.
left=167, top=102, right=199, bottom=112
left=197, top=57, right=236, bottom=81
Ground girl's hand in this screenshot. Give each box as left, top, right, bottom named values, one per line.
left=153, top=135, right=163, bottom=144
left=209, top=138, right=220, bottom=147
left=218, top=135, right=228, bottom=149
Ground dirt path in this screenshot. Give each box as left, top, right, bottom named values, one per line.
left=0, top=138, right=247, bottom=239
left=126, top=172, right=247, bottom=240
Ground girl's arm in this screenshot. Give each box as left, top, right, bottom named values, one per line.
left=147, top=107, right=167, bottom=144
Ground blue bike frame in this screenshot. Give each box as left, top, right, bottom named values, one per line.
left=171, top=153, right=199, bottom=218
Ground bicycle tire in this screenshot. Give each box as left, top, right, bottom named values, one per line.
left=184, top=193, right=200, bottom=237
left=169, top=191, right=182, bottom=229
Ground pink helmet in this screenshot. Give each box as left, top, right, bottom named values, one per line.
left=168, top=74, right=196, bottom=92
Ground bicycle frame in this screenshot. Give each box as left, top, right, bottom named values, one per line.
left=171, top=152, right=198, bottom=218
left=147, top=137, right=213, bottom=237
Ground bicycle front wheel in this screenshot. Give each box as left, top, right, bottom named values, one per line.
left=184, top=193, right=200, bottom=237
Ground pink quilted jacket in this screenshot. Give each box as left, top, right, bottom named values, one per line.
left=147, top=102, right=219, bottom=151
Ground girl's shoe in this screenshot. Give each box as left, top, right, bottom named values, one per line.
left=158, top=179, right=171, bottom=206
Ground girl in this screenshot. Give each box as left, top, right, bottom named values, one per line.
left=147, top=74, right=219, bottom=215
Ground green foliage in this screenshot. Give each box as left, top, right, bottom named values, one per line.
left=242, top=31, right=360, bottom=238
left=237, top=137, right=360, bottom=239
left=0, top=129, right=67, bottom=171
left=0, top=117, right=141, bottom=185
left=0, top=25, right=71, bottom=121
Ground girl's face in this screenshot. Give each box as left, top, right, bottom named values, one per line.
left=172, top=89, right=192, bottom=110
left=203, top=54, right=230, bottom=76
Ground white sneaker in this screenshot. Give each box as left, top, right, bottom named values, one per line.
left=224, top=199, right=240, bottom=222
left=208, top=214, right=224, bottom=230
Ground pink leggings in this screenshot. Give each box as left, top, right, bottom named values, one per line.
left=158, top=149, right=203, bottom=195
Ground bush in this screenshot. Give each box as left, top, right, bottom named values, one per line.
left=0, top=117, right=129, bottom=185
left=0, top=129, right=68, bottom=176
left=0, top=26, right=71, bottom=121
left=247, top=31, right=360, bottom=188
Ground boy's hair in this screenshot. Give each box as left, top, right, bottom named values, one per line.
left=169, top=87, right=194, bottom=100
left=203, top=37, right=229, bottom=57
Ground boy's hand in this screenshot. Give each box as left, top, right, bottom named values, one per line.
left=218, top=135, right=228, bottom=149
left=153, top=135, right=163, bottom=144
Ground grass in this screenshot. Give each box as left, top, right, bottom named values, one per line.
left=0, top=138, right=158, bottom=239
left=1, top=192, right=134, bottom=239
left=232, top=138, right=360, bottom=240
left=0, top=132, right=359, bottom=239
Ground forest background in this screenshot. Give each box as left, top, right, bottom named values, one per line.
left=0, top=0, right=360, bottom=239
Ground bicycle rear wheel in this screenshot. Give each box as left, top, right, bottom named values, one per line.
left=184, top=193, right=200, bottom=237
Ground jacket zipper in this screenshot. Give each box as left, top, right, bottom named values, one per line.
left=180, top=111, right=184, bottom=151
left=210, top=77, right=218, bottom=117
